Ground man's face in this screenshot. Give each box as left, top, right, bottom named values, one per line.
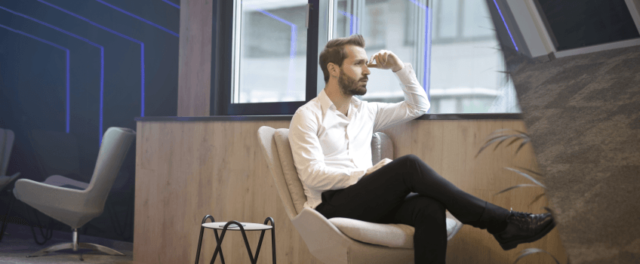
left=338, top=45, right=370, bottom=96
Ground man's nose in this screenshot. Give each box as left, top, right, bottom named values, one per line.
left=363, top=64, right=371, bottom=75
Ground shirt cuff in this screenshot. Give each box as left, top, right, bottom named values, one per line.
left=394, top=63, right=417, bottom=85
left=348, top=169, right=367, bottom=185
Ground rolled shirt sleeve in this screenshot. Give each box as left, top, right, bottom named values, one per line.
left=373, top=63, right=430, bottom=132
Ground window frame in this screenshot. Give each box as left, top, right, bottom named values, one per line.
left=209, top=0, right=522, bottom=117
left=210, top=0, right=319, bottom=115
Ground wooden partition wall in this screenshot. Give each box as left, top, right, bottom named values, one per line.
left=134, top=119, right=567, bottom=264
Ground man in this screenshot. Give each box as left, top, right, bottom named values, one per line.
left=289, top=35, right=555, bottom=263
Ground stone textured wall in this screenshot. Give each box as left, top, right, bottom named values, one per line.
left=506, top=46, right=640, bottom=264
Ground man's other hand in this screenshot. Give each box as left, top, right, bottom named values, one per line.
left=365, top=158, right=393, bottom=176
left=367, top=50, right=404, bottom=72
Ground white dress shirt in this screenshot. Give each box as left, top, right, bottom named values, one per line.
left=289, top=64, right=430, bottom=209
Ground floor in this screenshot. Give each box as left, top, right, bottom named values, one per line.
left=0, top=223, right=133, bottom=264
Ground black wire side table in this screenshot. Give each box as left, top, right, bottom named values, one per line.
left=195, top=215, right=276, bottom=264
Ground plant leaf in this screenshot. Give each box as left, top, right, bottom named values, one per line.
left=516, top=166, right=544, bottom=177
left=494, top=184, right=539, bottom=196
left=515, top=137, right=531, bottom=155
left=514, top=248, right=560, bottom=264
left=493, top=134, right=520, bottom=151
left=529, top=193, right=546, bottom=206
left=506, top=137, right=523, bottom=147
left=505, top=167, right=546, bottom=188
left=488, top=128, right=513, bottom=136
left=476, top=135, right=511, bottom=157
left=513, top=129, right=530, bottom=137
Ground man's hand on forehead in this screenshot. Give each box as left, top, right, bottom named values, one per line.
left=367, top=50, right=405, bottom=72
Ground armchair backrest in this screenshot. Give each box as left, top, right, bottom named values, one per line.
left=258, top=127, right=300, bottom=220
left=84, top=127, right=135, bottom=209
left=0, top=128, right=15, bottom=176
left=258, top=126, right=394, bottom=220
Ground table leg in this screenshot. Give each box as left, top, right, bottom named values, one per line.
left=264, top=217, right=276, bottom=264
left=195, top=215, right=214, bottom=264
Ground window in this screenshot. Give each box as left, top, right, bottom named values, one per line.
left=211, top=0, right=318, bottom=115
left=430, top=0, right=520, bottom=113
left=210, top=0, right=520, bottom=115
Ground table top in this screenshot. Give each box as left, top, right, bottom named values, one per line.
left=202, top=222, right=273, bottom=231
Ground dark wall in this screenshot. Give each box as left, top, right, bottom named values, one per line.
left=0, top=0, right=179, bottom=242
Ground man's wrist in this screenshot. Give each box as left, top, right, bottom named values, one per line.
left=392, top=64, right=404, bottom=72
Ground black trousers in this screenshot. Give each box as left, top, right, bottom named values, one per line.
left=315, top=155, right=510, bottom=264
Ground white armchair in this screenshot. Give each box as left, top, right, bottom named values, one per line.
left=13, top=127, right=135, bottom=258
left=257, top=126, right=462, bottom=264
left=0, top=128, right=20, bottom=191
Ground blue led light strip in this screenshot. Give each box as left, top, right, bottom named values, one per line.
left=338, top=10, right=358, bottom=35
left=162, top=0, right=180, bottom=9
left=0, top=5, right=104, bottom=142
left=492, top=0, right=518, bottom=51
left=251, top=8, right=297, bottom=99
left=0, top=24, right=71, bottom=133
left=39, top=0, right=146, bottom=137
left=95, top=0, right=179, bottom=37
left=409, top=0, right=432, bottom=101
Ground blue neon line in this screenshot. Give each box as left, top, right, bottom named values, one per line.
left=39, top=0, right=146, bottom=120
left=141, top=45, right=145, bottom=116
left=0, top=6, right=106, bottom=137
left=252, top=8, right=297, bottom=98
left=492, top=0, right=518, bottom=51
left=0, top=6, right=103, bottom=48
left=95, top=0, right=179, bottom=37
left=66, top=50, right=70, bottom=132
left=409, top=0, right=432, bottom=99
left=409, top=0, right=427, bottom=9
left=338, top=10, right=357, bottom=35
left=425, top=7, right=431, bottom=103
left=254, top=9, right=295, bottom=27
left=288, top=25, right=297, bottom=97
left=0, top=23, right=71, bottom=133
left=99, top=48, right=104, bottom=144
left=162, top=0, right=180, bottom=9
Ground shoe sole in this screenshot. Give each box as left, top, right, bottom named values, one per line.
left=499, top=220, right=556, bottom=250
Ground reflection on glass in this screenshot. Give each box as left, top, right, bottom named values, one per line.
left=233, top=0, right=308, bottom=103
left=326, top=0, right=520, bottom=113
left=332, top=0, right=425, bottom=104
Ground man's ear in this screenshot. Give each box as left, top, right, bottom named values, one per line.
left=328, top=62, right=340, bottom=79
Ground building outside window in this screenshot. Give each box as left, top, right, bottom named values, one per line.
left=229, top=0, right=520, bottom=114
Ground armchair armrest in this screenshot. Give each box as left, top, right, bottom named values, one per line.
left=14, top=178, right=89, bottom=214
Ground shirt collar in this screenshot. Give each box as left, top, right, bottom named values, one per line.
left=318, top=89, right=363, bottom=116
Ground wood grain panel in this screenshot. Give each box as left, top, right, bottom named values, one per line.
left=383, top=120, right=567, bottom=264
left=135, top=119, right=567, bottom=264
left=177, top=0, right=212, bottom=117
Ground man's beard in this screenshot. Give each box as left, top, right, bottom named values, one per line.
left=338, top=68, right=368, bottom=96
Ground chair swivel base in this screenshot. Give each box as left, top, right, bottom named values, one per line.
left=27, top=242, right=125, bottom=258
left=27, top=228, right=124, bottom=260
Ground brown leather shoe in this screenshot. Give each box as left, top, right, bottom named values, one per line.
left=493, top=211, right=555, bottom=250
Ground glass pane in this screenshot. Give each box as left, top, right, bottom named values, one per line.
left=461, top=0, right=494, bottom=38
left=233, top=0, right=308, bottom=103
left=331, top=0, right=424, bottom=103
left=323, top=0, right=520, bottom=113
left=436, top=0, right=459, bottom=39
left=430, top=0, right=520, bottom=113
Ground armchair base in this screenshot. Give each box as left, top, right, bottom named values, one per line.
left=27, top=229, right=124, bottom=259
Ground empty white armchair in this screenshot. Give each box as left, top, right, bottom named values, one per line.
left=0, top=128, right=20, bottom=191
left=257, top=126, right=462, bottom=264
left=13, top=127, right=135, bottom=258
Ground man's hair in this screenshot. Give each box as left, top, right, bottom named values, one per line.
left=319, top=35, right=366, bottom=83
